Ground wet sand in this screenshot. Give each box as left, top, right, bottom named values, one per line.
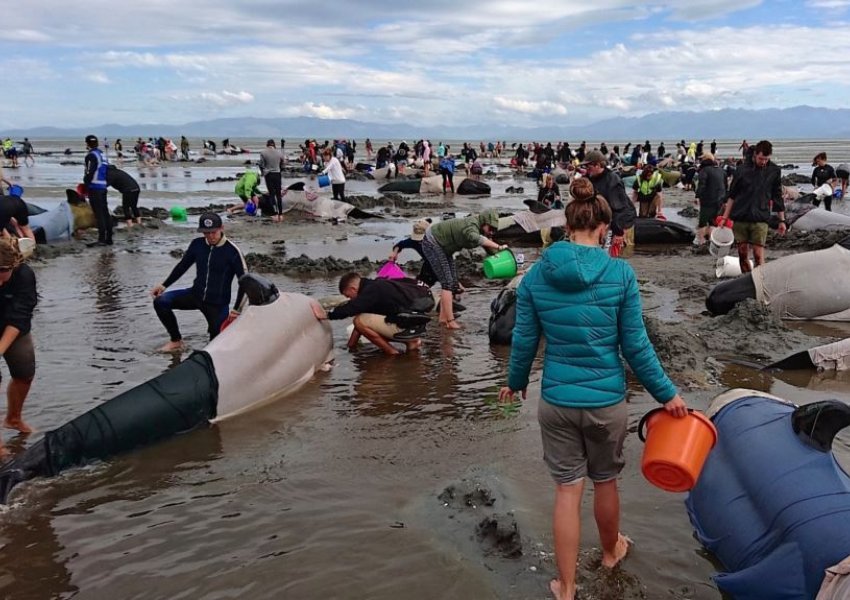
left=1, top=147, right=849, bottom=599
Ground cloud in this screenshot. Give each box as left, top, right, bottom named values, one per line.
left=86, top=72, right=110, bottom=84
left=172, top=90, right=255, bottom=109
left=807, top=0, right=850, bottom=7
left=493, top=97, right=568, bottom=115
left=280, top=103, right=361, bottom=120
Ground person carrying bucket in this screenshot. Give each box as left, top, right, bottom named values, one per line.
left=320, top=148, right=346, bottom=202
left=421, top=210, right=505, bottom=329
left=499, top=177, right=687, bottom=600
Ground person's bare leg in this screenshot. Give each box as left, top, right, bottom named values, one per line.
left=4, top=377, right=33, bottom=433
left=593, top=479, right=629, bottom=568
left=439, top=289, right=460, bottom=329
left=354, top=320, right=400, bottom=356
left=158, top=340, right=186, bottom=353
left=346, top=328, right=361, bottom=350
left=753, top=244, right=766, bottom=267
left=550, top=480, right=584, bottom=600
left=738, top=242, right=751, bottom=273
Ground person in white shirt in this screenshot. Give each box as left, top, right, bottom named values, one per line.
left=321, top=148, right=347, bottom=202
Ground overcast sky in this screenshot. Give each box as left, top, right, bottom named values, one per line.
left=3, top=0, right=849, bottom=128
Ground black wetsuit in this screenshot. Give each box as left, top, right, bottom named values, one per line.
left=812, top=163, right=837, bottom=211
left=106, top=165, right=141, bottom=221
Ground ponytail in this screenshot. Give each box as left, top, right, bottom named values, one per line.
left=566, top=178, right=612, bottom=233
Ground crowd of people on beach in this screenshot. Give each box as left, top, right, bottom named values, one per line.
left=0, top=128, right=846, bottom=599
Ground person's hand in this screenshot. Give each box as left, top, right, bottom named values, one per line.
left=664, top=394, right=688, bottom=418
left=151, top=284, right=166, bottom=298
left=498, top=244, right=508, bottom=251
left=388, top=251, right=399, bottom=262
left=311, top=301, right=327, bottom=320
left=498, top=386, right=527, bottom=403
left=777, top=222, right=787, bottom=236
left=228, top=310, right=240, bottom=319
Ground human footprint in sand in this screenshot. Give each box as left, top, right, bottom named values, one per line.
left=499, top=178, right=688, bottom=600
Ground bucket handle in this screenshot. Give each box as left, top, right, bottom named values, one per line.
left=637, top=407, right=695, bottom=442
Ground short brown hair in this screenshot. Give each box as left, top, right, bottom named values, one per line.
left=338, top=272, right=360, bottom=294
left=566, top=178, right=612, bottom=232
left=814, top=152, right=827, bottom=164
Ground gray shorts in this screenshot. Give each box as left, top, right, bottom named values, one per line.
left=538, top=400, right=627, bottom=485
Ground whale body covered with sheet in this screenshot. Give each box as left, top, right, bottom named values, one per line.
left=0, top=277, right=333, bottom=503
left=687, top=389, right=850, bottom=599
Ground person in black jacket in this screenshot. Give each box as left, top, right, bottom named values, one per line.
left=150, top=213, right=246, bottom=352
left=0, top=238, right=37, bottom=439
left=811, top=152, right=837, bottom=211
left=106, top=165, right=142, bottom=227
left=322, top=273, right=434, bottom=355
left=694, top=153, right=727, bottom=245
left=583, top=150, right=636, bottom=256
left=719, top=140, right=786, bottom=273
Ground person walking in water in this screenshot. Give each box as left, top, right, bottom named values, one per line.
left=0, top=238, right=38, bottom=440
left=82, top=134, right=112, bottom=247
left=499, top=177, right=687, bottom=600
left=259, top=139, right=285, bottom=222
left=151, top=213, right=246, bottom=352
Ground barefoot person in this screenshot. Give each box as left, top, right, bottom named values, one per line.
left=317, top=272, right=434, bottom=356
left=421, top=210, right=505, bottom=329
left=0, top=238, right=38, bottom=438
left=151, top=213, right=246, bottom=352
left=499, top=178, right=687, bottom=600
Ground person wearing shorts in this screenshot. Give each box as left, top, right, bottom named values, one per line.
left=500, top=177, right=687, bottom=600
left=322, top=273, right=435, bottom=356
left=0, top=238, right=38, bottom=445
left=694, top=152, right=727, bottom=245
left=720, top=140, right=786, bottom=274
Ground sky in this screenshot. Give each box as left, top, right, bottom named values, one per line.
left=3, top=0, right=850, bottom=129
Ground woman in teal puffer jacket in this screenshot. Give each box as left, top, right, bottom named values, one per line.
left=499, top=177, right=687, bottom=600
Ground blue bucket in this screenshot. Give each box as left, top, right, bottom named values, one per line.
left=8, top=184, right=23, bottom=197
left=318, top=174, right=331, bottom=188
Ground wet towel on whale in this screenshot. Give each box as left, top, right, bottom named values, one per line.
left=508, top=209, right=566, bottom=233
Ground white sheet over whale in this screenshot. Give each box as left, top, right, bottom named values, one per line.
left=753, top=244, right=850, bottom=320
left=205, top=293, right=333, bottom=420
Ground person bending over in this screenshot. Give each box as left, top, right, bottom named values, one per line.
left=318, top=273, right=434, bottom=356
left=106, top=164, right=142, bottom=227
left=151, top=213, right=246, bottom=352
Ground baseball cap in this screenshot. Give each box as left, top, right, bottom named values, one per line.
left=411, top=219, right=430, bottom=241
left=581, top=149, right=606, bottom=165
left=85, top=134, right=99, bottom=146
left=197, top=212, right=223, bottom=232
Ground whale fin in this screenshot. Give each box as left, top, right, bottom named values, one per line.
left=0, top=438, right=50, bottom=504
left=238, top=274, right=279, bottom=306
left=792, top=400, right=850, bottom=452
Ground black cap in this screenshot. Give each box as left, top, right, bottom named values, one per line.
left=85, top=134, right=98, bottom=146
left=197, top=212, right=223, bottom=232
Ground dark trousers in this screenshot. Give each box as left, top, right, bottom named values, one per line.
left=814, top=195, right=833, bottom=211
left=153, top=288, right=228, bottom=341
left=88, top=188, right=112, bottom=244
left=122, top=190, right=140, bottom=220
left=265, top=172, right=282, bottom=214
left=331, top=182, right=345, bottom=202
left=440, top=169, right=454, bottom=192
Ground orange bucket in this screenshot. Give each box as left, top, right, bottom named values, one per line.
left=638, top=408, right=717, bottom=492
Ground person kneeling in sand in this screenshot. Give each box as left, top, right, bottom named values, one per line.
left=316, top=272, right=434, bottom=356
left=150, top=213, right=246, bottom=352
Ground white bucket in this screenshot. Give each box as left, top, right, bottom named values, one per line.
left=709, top=227, right=734, bottom=258
left=715, top=256, right=753, bottom=278
left=814, top=183, right=833, bottom=199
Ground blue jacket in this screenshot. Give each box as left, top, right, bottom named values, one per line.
left=162, top=235, right=246, bottom=308
left=507, top=241, right=676, bottom=408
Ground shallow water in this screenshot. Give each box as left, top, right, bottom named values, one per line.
left=0, top=141, right=848, bottom=599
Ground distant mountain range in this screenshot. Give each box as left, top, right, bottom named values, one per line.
left=4, top=106, right=850, bottom=141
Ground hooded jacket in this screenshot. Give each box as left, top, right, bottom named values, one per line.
left=696, top=160, right=727, bottom=207
left=507, top=241, right=676, bottom=408
left=328, top=278, right=433, bottom=320
left=589, top=169, right=636, bottom=236
left=430, top=210, right=498, bottom=255
left=728, top=161, right=783, bottom=223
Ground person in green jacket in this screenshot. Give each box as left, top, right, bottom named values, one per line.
left=421, top=209, right=505, bottom=329
left=499, top=177, right=687, bottom=600
left=229, top=170, right=261, bottom=214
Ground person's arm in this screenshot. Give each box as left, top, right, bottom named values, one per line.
left=83, top=152, right=95, bottom=186
left=1, top=268, right=37, bottom=345
left=618, top=267, right=679, bottom=404
left=812, top=168, right=818, bottom=187
left=153, top=242, right=196, bottom=295
left=772, top=168, right=786, bottom=234
left=327, top=287, right=376, bottom=320
left=231, top=247, right=247, bottom=312
left=505, top=277, right=541, bottom=394
left=611, top=180, right=634, bottom=236
left=258, top=153, right=267, bottom=175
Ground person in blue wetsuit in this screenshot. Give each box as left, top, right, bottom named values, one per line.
left=150, top=213, right=246, bottom=352
left=499, top=176, right=687, bottom=600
